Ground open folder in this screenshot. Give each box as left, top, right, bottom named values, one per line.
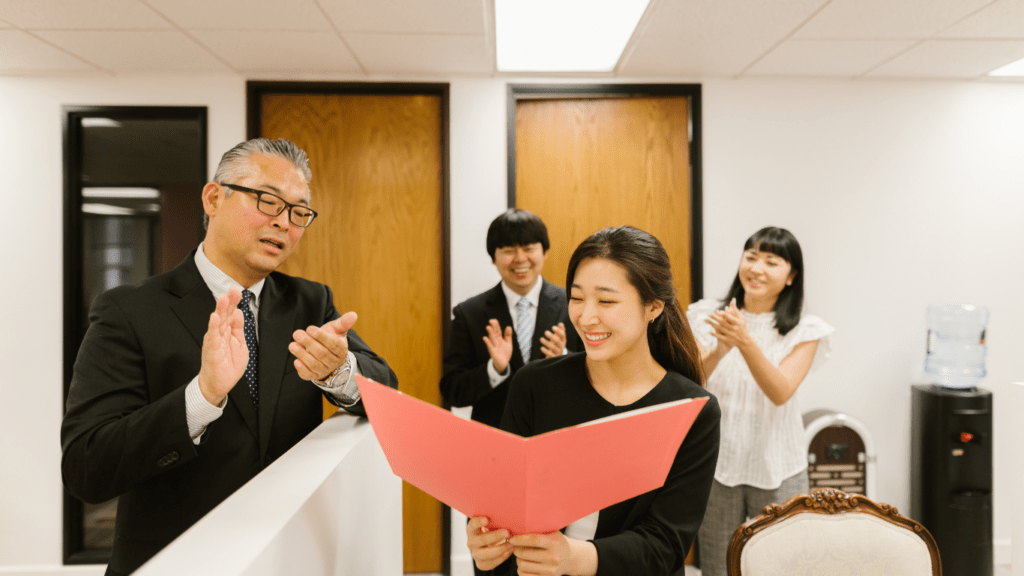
left=356, top=375, right=708, bottom=535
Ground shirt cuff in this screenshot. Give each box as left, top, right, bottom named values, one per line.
left=314, top=352, right=361, bottom=408
left=487, top=358, right=511, bottom=388
left=185, top=377, right=226, bottom=445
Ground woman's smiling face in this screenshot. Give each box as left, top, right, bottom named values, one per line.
left=569, top=257, right=662, bottom=364
left=738, top=246, right=793, bottom=306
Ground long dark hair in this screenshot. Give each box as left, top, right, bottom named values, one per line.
left=721, top=226, right=804, bottom=336
left=566, top=226, right=705, bottom=386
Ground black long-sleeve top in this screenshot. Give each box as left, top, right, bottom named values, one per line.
left=496, top=352, right=721, bottom=576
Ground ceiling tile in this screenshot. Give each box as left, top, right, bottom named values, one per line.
left=0, top=30, right=100, bottom=74
left=621, top=0, right=827, bottom=76
left=33, top=31, right=235, bottom=73
left=345, top=33, right=491, bottom=73
left=146, top=0, right=330, bottom=31
left=940, top=0, right=1024, bottom=38
left=0, top=0, right=171, bottom=30
left=867, top=39, right=1024, bottom=78
left=317, top=0, right=485, bottom=34
left=746, top=39, right=915, bottom=77
left=794, top=0, right=993, bottom=39
left=193, top=30, right=360, bottom=72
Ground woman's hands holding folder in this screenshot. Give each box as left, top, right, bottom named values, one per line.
left=467, top=516, right=513, bottom=570
left=508, top=531, right=597, bottom=576
left=468, top=516, right=598, bottom=576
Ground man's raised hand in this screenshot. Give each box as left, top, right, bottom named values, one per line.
left=198, top=287, right=248, bottom=406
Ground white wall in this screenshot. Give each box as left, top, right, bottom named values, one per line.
left=0, top=75, right=245, bottom=572
left=2, top=74, right=1022, bottom=572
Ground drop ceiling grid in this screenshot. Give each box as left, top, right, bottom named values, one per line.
left=746, top=39, right=918, bottom=77
left=867, top=39, right=1024, bottom=77
left=0, top=29, right=101, bottom=73
left=316, top=0, right=486, bottom=35
left=939, top=0, right=1024, bottom=38
left=192, top=30, right=362, bottom=73
left=0, top=0, right=171, bottom=30
left=620, top=0, right=829, bottom=77
left=143, top=0, right=332, bottom=31
left=344, top=33, right=492, bottom=74
left=793, top=0, right=998, bottom=39
left=32, top=30, right=235, bottom=73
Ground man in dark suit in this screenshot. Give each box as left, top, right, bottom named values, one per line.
left=440, top=209, right=582, bottom=429
left=61, top=138, right=397, bottom=575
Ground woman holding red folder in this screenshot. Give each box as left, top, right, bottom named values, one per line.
left=467, top=226, right=721, bottom=576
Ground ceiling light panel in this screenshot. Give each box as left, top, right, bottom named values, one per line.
left=496, top=0, right=650, bottom=72
left=989, top=56, right=1024, bottom=76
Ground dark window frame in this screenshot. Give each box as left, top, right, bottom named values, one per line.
left=505, top=83, right=704, bottom=301
left=62, top=105, right=208, bottom=565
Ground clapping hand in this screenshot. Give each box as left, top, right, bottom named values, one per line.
left=289, top=311, right=358, bottom=381
left=706, top=298, right=750, bottom=351
left=198, top=287, right=248, bottom=406
left=540, top=322, right=568, bottom=358
left=482, top=319, right=514, bottom=374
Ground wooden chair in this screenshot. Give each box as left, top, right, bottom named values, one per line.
left=727, top=488, right=941, bottom=576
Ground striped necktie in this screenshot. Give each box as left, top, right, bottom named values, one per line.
left=515, top=296, right=532, bottom=363
left=238, top=289, right=259, bottom=411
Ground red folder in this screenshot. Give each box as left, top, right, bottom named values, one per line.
left=356, top=375, right=708, bottom=535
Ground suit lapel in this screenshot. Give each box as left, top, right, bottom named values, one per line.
left=485, top=282, right=524, bottom=370
left=167, top=254, right=259, bottom=442
left=255, top=274, right=296, bottom=459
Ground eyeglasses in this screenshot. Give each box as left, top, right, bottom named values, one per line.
left=221, top=183, right=318, bottom=228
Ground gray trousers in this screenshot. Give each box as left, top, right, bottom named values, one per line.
left=696, top=470, right=808, bottom=576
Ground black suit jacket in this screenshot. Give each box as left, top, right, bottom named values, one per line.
left=60, top=253, right=397, bottom=575
left=439, top=279, right=582, bottom=428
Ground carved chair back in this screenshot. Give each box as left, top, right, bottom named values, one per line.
left=726, top=488, right=941, bottom=576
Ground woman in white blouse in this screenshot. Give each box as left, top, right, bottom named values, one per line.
left=687, top=227, right=834, bottom=576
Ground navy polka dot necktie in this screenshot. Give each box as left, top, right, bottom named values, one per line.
left=238, top=290, right=259, bottom=411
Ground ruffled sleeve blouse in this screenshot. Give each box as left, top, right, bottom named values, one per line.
left=686, top=299, right=835, bottom=489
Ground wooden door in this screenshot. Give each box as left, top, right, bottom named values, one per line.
left=258, top=90, right=445, bottom=573
left=515, top=96, right=693, bottom=303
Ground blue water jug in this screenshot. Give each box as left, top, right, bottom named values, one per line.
left=924, top=304, right=988, bottom=389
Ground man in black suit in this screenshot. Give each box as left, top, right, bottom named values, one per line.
left=61, top=138, right=397, bottom=575
left=440, top=209, right=582, bottom=429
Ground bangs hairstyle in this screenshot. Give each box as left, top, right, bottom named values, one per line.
left=566, top=226, right=705, bottom=386
left=486, top=209, right=550, bottom=259
left=721, top=226, right=804, bottom=335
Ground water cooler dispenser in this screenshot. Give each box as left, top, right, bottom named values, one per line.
left=911, top=304, right=992, bottom=576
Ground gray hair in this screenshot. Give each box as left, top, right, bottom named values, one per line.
left=204, top=138, right=313, bottom=229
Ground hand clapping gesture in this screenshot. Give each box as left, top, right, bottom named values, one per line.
left=289, top=311, right=358, bottom=381
left=483, top=319, right=515, bottom=373
left=198, top=287, right=249, bottom=406
left=705, top=298, right=752, bottom=352
left=540, top=322, right=568, bottom=358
